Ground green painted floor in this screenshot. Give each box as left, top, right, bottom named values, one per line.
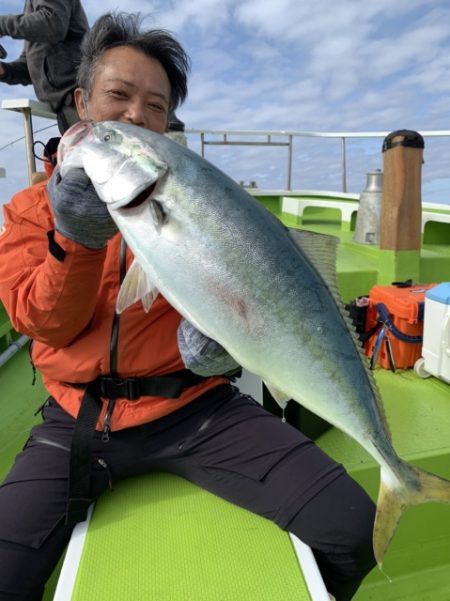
left=0, top=344, right=46, bottom=482
left=70, top=473, right=311, bottom=601
left=0, top=345, right=62, bottom=601
left=317, top=368, right=450, bottom=600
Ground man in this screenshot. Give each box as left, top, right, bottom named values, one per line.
left=0, top=12, right=376, bottom=601
left=0, top=0, right=89, bottom=133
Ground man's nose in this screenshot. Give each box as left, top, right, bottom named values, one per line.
left=124, top=100, right=146, bottom=126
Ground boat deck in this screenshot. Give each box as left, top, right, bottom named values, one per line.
left=56, top=473, right=315, bottom=601
left=264, top=192, right=450, bottom=301
left=320, top=369, right=450, bottom=600
left=0, top=337, right=46, bottom=482
left=1, top=191, right=449, bottom=600
left=268, top=194, right=450, bottom=599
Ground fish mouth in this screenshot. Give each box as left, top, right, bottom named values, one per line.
left=121, top=182, right=157, bottom=209
left=57, top=120, right=94, bottom=165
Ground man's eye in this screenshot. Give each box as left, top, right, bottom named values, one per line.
left=110, top=89, right=127, bottom=97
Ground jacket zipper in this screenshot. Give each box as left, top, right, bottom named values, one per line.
left=102, top=398, right=116, bottom=442
left=96, top=457, right=113, bottom=490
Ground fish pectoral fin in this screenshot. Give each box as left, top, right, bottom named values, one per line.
left=149, top=198, right=167, bottom=233
left=263, top=381, right=291, bottom=410
left=116, top=259, right=158, bottom=314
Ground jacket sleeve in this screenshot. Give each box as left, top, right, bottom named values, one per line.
left=0, top=182, right=109, bottom=349
left=0, top=0, right=72, bottom=43
left=0, top=50, right=32, bottom=86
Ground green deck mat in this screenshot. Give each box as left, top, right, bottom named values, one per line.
left=71, top=473, right=311, bottom=601
left=317, top=369, right=450, bottom=600
left=0, top=344, right=46, bottom=481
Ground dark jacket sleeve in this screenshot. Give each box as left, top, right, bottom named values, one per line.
left=0, top=0, right=71, bottom=43
left=0, top=1, right=88, bottom=109
left=0, top=50, right=31, bottom=85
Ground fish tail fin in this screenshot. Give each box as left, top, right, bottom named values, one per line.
left=374, top=462, right=450, bottom=566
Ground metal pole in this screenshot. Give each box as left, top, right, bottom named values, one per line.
left=23, top=109, right=36, bottom=185
left=287, top=135, right=293, bottom=190
left=0, top=335, right=29, bottom=368
left=341, top=137, right=347, bottom=193
left=200, top=132, right=205, bottom=158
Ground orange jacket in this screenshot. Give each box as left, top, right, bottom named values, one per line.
left=0, top=178, right=226, bottom=431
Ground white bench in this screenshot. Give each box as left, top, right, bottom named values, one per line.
left=281, top=194, right=359, bottom=223
left=421, top=210, right=450, bottom=232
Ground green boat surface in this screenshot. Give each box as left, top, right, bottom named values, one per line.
left=60, top=474, right=314, bottom=601
left=1, top=100, right=450, bottom=600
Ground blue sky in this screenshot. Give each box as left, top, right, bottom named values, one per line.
left=1, top=0, right=450, bottom=205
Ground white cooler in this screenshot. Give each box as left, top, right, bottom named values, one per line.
left=414, top=282, right=450, bottom=383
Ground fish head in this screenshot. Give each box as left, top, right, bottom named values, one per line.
left=57, top=120, right=168, bottom=209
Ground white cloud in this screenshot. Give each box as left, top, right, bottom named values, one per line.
left=1, top=0, right=450, bottom=208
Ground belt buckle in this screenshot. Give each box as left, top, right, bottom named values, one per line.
left=99, top=377, right=140, bottom=400
left=125, top=377, right=140, bottom=401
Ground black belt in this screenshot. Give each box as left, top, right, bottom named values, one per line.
left=65, top=370, right=208, bottom=525
left=87, top=369, right=207, bottom=401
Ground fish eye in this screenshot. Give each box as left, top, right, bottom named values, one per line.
left=102, top=130, right=122, bottom=144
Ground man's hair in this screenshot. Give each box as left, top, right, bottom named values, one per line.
left=77, top=12, right=190, bottom=111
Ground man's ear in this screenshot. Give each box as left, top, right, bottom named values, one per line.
left=74, top=88, right=87, bottom=119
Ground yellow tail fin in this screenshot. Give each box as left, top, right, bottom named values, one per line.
left=373, top=462, right=450, bottom=565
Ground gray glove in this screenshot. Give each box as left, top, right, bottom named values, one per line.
left=47, top=167, right=118, bottom=249
left=177, top=318, right=240, bottom=377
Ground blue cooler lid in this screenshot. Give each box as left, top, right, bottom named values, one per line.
left=426, top=282, right=450, bottom=305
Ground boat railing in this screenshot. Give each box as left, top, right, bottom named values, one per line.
left=190, top=128, right=450, bottom=193
left=1, top=98, right=56, bottom=183
left=3, top=97, right=450, bottom=193
left=0, top=303, right=28, bottom=367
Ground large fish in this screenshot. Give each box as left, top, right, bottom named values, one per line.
left=58, top=119, right=450, bottom=565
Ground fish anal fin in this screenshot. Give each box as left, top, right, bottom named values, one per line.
left=263, top=381, right=291, bottom=410
left=116, top=259, right=158, bottom=314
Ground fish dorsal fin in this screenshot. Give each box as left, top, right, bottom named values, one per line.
left=289, top=228, right=389, bottom=437
left=116, top=259, right=159, bottom=314
left=288, top=228, right=340, bottom=299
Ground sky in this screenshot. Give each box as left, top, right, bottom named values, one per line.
left=1, top=0, right=450, bottom=207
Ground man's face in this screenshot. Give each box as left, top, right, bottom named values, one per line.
left=75, top=45, right=171, bottom=134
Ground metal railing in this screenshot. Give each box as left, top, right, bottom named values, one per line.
left=187, top=128, right=450, bottom=192
left=1, top=98, right=56, bottom=183
left=2, top=98, right=450, bottom=194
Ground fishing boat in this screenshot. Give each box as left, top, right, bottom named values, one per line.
left=1, top=98, right=449, bottom=601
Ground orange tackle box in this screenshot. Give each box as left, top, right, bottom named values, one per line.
left=364, top=282, right=436, bottom=370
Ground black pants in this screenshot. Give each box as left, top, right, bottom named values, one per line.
left=0, top=385, right=376, bottom=601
